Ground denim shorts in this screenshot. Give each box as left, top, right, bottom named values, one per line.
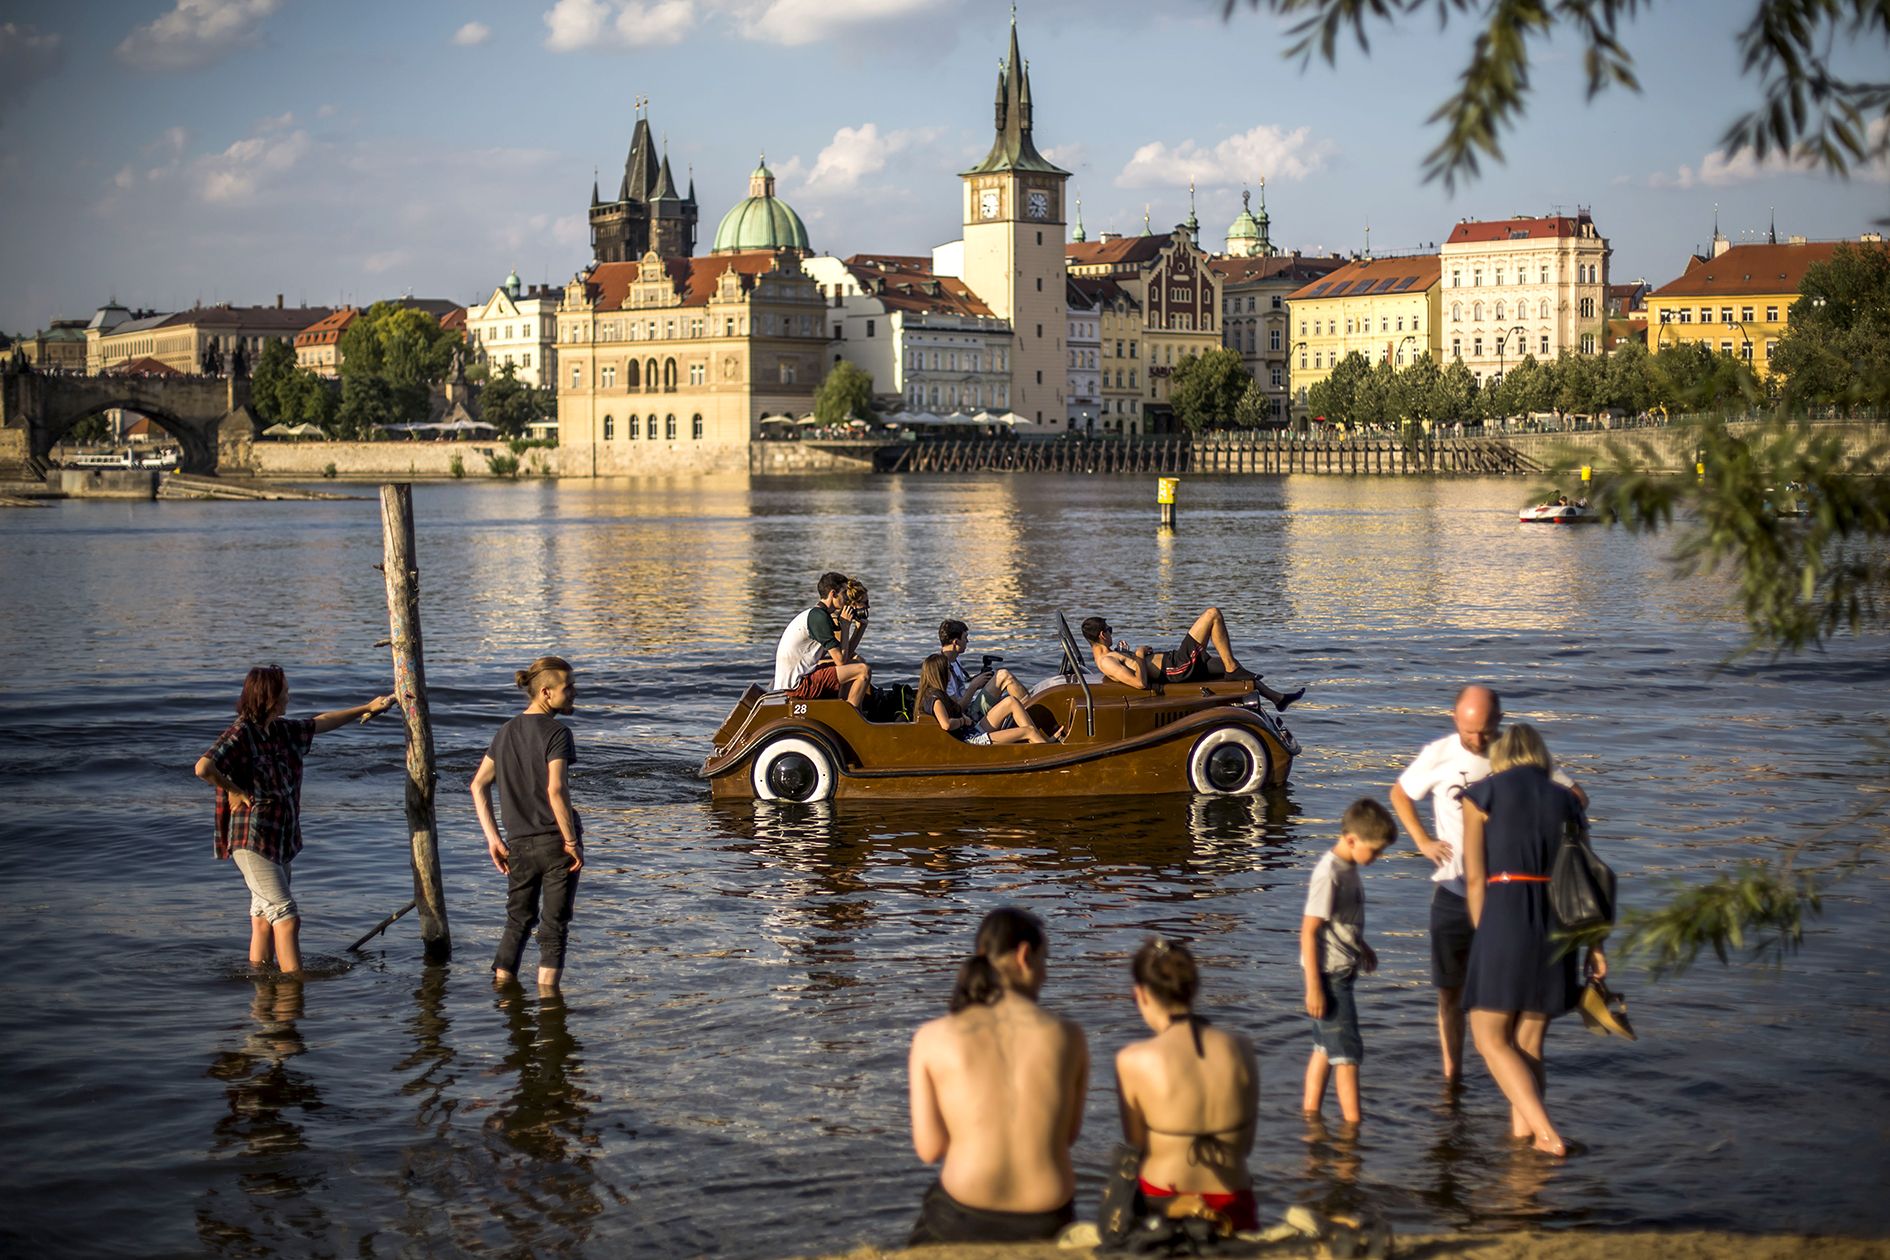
left=1310, top=969, right=1364, bottom=1066
left=232, top=849, right=297, bottom=923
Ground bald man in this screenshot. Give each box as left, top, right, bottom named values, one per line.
left=1390, top=686, right=1584, bottom=1084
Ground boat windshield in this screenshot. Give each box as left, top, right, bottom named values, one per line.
left=1054, top=612, right=1096, bottom=738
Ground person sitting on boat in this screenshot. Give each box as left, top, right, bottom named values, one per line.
left=907, top=907, right=1088, bottom=1245
left=1079, top=611, right=1303, bottom=711
left=916, top=653, right=1051, bottom=745
left=772, top=571, right=872, bottom=709
left=938, top=618, right=1032, bottom=729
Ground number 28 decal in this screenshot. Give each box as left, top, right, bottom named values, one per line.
left=792, top=703, right=808, bottom=716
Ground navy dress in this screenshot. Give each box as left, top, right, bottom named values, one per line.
left=1462, top=766, right=1582, bottom=1017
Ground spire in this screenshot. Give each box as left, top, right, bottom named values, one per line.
left=686, top=165, right=697, bottom=206
left=591, top=166, right=600, bottom=207
left=653, top=149, right=680, bottom=201
left=1362, top=218, right=1371, bottom=261
left=1143, top=205, right=1151, bottom=235
left=1768, top=207, right=1777, bottom=245
left=1257, top=176, right=1268, bottom=219
left=1184, top=178, right=1199, bottom=241
left=964, top=10, right=1068, bottom=178
left=622, top=115, right=660, bottom=203
left=1072, top=194, right=1086, bottom=243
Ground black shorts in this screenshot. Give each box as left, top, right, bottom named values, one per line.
left=1429, top=886, right=1474, bottom=990
left=908, top=1180, right=1074, bottom=1246
left=1163, top=635, right=1211, bottom=683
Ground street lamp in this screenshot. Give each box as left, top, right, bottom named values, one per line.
left=1397, top=334, right=1418, bottom=366
left=1290, top=339, right=1310, bottom=432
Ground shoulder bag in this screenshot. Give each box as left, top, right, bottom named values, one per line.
left=1549, top=814, right=1616, bottom=934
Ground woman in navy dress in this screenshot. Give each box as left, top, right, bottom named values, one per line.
left=1461, top=723, right=1607, bottom=1156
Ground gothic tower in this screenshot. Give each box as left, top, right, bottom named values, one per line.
left=590, top=108, right=698, bottom=263
left=960, top=13, right=1070, bottom=425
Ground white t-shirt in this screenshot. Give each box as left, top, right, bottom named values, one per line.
left=1303, top=850, right=1365, bottom=975
left=1397, top=731, right=1577, bottom=896
left=772, top=606, right=839, bottom=691
left=1395, top=733, right=1491, bottom=896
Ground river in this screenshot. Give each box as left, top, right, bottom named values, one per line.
left=0, top=474, right=1885, bottom=1257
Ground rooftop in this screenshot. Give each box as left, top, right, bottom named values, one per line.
left=1445, top=213, right=1599, bottom=246
left=1648, top=240, right=1857, bottom=299
left=1286, top=254, right=1442, bottom=302
left=1208, top=254, right=1349, bottom=285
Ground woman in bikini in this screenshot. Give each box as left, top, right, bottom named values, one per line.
left=1113, top=937, right=1259, bottom=1232
left=915, top=653, right=1052, bottom=745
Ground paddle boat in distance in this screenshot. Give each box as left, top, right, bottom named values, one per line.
left=700, top=614, right=1299, bottom=803
left=1520, top=498, right=1597, bottom=525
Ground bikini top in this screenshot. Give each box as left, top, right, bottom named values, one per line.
left=1140, top=1016, right=1254, bottom=1160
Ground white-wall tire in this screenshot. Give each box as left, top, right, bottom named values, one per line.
left=752, top=736, right=836, bottom=803
left=1187, top=726, right=1271, bottom=795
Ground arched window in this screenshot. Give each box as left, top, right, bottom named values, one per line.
left=1472, top=302, right=1484, bottom=321
left=602, top=414, right=615, bottom=441
left=628, top=415, right=640, bottom=439
left=692, top=414, right=703, bottom=440
left=1540, top=300, right=1551, bottom=319
left=647, top=412, right=659, bottom=439
left=664, top=358, right=677, bottom=392
left=1494, top=301, right=1505, bottom=321
left=626, top=359, right=639, bottom=389
left=665, top=414, right=677, bottom=439
left=644, top=359, right=658, bottom=391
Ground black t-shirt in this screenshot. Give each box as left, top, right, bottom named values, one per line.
left=487, top=713, right=576, bottom=841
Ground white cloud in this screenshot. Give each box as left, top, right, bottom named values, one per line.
left=1651, top=118, right=1890, bottom=188
left=798, top=123, right=941, bottom=194
left=1040, top=142, right=1089, bottom=173
left=0, top=23, right=64, bottom=121
left=195, top=128, right=312, bottom=204
left=542, top=0, right=696, bottom=50
left=116, top=0, right=282, bottom=73
left=1115, top=124, right=1334, bottom=190
left=453, top=21, right=492, bottom=46
left=733, top=0, right=933, bottom=46
left=256, top=110, right=295, bottom=132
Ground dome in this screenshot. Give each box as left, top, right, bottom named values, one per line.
left=1226, top=189, right=1261, bottom=241
left=711, top=158, right=811, bottom=254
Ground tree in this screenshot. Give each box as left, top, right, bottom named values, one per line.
left=337, top=302, right=458, bottom=426
left=814, top=360, right=875, bottom=426
left=1306, top=351, right=1370, bottom=425
left=1397, top=353, right=1443, bottom=423
left=1168, top=348, right=1252, bottom=432
left=1430, top=358, right=1478, bottom=424
left=1552, top=351, right=1605, bottom=416
left=1770, top=242, right=1890, bottom=409
left=1232, top=378, right=1272, bottom=429
left=250, top=339, right=297, bottom=423
left=478, top=363, right=554, bottom=437
left=335, top=374, right=400, bottom=440
left=280, top=370, right=338, bottom=431
left=1600, top=341, right=1655, bottom=414
left=1235, top=0, right=1890, bottom=191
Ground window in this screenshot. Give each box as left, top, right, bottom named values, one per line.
left=1764, top=338, right=1776, bottom=358
left=645, top=359, right=658, bottom=390
left=1313, top=352, right=1322, bottom=369
left=1452, top=302, right=1462, bottom=322
left=689, top=362, right=705, bottom=386
left=570, top=365, right=581, bottom=388
left=1396, top=316, right=1405, bottom=332
left=1540, top=267, right=1549, bottom=284
left=522, top=353, right=531, bottom=368
left=1452, top=338, right=1461, bottom=358
left=627, top=360, right=640, bottom=389
left=1036, top=324, right=1043, bottom=338
left=629, top=415, right=641, bottom=438
left=1539, top=300, right=1551, bottom=319
left=693, top=414, right=703, bottom=439
left=725, top=318, right=736, bottom=336
left=1271, top=295, right=1281, bottom=309
left=1269, top=330, right=1281, bottom=351
left=1300, top=350, right=1308, bottom=369
left=1720, top=307, right=1734, bottom=324
left=1540, top=335, right=1549, bottom=355
left=647, top=413, right=659, bottom=440
left=1035, top=370, right=1042, bottom=384
left=666, top=415, right=677, bottom=439
left=865, top=318, right=875, bottom=338
left=1451, top=270, right=1461, bottom=287
left=1473, top=303, right=1483, bottom=321
left=1473, top=337, right=1483, bottom=356
left=603, top=414, right=614, bottom=440
left=1720, top=340, right=1734, bottom=356
left=779, top=359, right=797, bottom=384
left=1473, top=270, right=1483, bottom=287
left=1270, top=367, right=1283, bottom=387
left=1741, top=306, right=1754, bottom=322
left=601, top=365, right=616, bottom=389
left=1495, top=269, right=1504, bottom=286
left=1494, top=302, right=1505, bottom=321
left=1740, top=342, right=1753, bottom=362
left=1699, top=307, right=1713, bottom=323
left=833, top=323, right=842, bottom=340
left=1582, top=334, right=1597, bottom=354
left=1036, top=277, right=1043, bottom=291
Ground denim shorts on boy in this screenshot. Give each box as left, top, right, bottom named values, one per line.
left=1429, top=887, right=1475, bottom=989
left=232, top=849, right=297, bottom=922
left=1310, top=969, right=1364, bottom=1066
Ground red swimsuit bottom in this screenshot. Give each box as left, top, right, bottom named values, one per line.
left=1137, top=1177, right=1259, bottom=1233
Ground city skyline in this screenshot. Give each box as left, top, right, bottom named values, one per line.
left=0, top=0, right=1885, bottom=332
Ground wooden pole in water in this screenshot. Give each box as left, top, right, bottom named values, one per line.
left=379, top=483, right=451, bottom=962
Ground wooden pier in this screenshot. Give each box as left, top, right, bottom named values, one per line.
left=885, top=432, right=1543, bottom=476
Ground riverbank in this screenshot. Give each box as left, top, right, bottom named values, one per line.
left=810, top=1230, right=1890, bottom=1259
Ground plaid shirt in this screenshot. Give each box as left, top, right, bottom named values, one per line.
left=205, top=717, right=317, bottom=863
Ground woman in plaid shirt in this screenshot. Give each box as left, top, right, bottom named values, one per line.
left=195, top=665, right=396, bottom=973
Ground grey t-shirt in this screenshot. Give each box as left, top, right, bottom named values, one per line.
left=1304, top=850, right=1365, bottom=975
left=487, top=713, right=576, bottom=842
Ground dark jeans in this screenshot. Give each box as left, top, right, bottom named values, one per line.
left=493, top=832, right=579, bottom=974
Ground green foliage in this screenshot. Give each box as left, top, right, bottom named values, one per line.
left=508, top=436, right=557, bottom=454
left=448, top=453, right=465, bottom=479
left=1169, top=348, right=1253, bottom=431
left=1232, top=1, right=1890, bottom=191
left=64, top=413, right=112, bottom=444
left=1233, top=378, right=1273, bottom=428
left=1770, top=243, right=1890, bottom=409
left=321, top=462, right=337, bottom=479
left=250, top=340, right=297, bottom=424
left=1583, top=416, right=1890, bottom=654
left=335, top=374, right=401, bottom=440
left=337, top=302, right=458, bottom=427
left=813, top=360, right=875, bottom=427
left=477, top=362, right=555, bottom=437
left=485, top=452, right=521, bottom=478
left=1305, top=350, right=1371, bottom=424
left=1608, top=863, right=1822, bottom=979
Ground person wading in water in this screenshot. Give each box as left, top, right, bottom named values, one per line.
left=906, top=907, right=1089, bottom=1245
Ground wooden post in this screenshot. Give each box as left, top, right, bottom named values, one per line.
left=380, top=483, right=451, bottom=962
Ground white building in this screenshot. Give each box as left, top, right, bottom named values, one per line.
left=1065, top=278, right=1100, bottom=431
left=465, top=269, right=561, bottom=387
left=803, top=254, right=1012, bottom=414
left=1440, top=212, right=1610, bottom=384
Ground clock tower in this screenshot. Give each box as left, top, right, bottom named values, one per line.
left=961, top=13, right=1070, bottom=425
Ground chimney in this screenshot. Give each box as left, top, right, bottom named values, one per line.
left=276, top=293, right=284, bottom=309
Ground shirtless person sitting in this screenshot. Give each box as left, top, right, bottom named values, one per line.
left=1080, top=610, right=1303, bottom=711
left=772, top=572, right=872, bottom=709
left=907, top=907, right=1089, bottom=1245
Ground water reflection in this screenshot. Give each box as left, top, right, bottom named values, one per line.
left=483, top=991, right=608, bottom=1249
left=197, top=977, right=327, bottom=1254
left=1298, top=1114, right=1366, bottom=1216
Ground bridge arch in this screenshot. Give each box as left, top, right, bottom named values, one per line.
left=1, top=372, right=249, bottom=477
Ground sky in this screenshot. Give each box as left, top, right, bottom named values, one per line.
left=0, top=0, right=1885, bottom=332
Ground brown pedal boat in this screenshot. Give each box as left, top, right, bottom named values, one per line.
left=699, top=615, right=1300, bottom=803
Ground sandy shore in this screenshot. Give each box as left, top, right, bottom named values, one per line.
left=810, top=1232, right=1890, bottom=1260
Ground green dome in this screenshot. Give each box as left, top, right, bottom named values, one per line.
left=1226, top=210, right=1261, bottom=240
left=711, top=158, right=810, bottom=254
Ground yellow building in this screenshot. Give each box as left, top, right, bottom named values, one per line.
left=1644, top=234, right=1883, bottom=378
left=1285, top=254, right=1442, bottom=408
left=555, top=249, right=827, bottom=475
left=87, top=300, right=333, bottom=375
left=1067, top=227, right=1222, bottom=431
left=1071, top=276, right=1144, bottom=434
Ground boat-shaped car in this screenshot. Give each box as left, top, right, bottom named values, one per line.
left=700, top=615, right=1299, bottom=803
left=1519, top=501, right=1596, bottom=525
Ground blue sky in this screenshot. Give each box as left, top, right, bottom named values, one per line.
left=0, top=0, right=1884, bottom=332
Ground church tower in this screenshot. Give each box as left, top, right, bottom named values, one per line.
left=960, top=13, right=1070, bottom=425
left=591, top=105, right=698, bottom=263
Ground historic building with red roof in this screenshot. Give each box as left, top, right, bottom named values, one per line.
left=1439, top=211, right=1610, bottom=384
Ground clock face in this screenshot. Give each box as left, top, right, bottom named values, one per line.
left=1028, top=190, right=1049, bottom=220
left=979, top=189, right=1000, bottom=220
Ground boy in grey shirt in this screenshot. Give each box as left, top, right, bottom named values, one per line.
left=1300, top=798, right=1396, bottom=1123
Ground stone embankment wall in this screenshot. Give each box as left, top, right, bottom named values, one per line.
left=748, top=441, right=880, bottom=474
left=245, top=441, right=561, bottom=480
left=1501, top=421, right=1889, bottom=473
left=58, top=469, right=159, bottom=499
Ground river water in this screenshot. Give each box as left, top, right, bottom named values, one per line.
left=0, top=474, right=1885, bottom=1257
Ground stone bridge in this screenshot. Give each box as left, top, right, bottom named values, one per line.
left=0, top=371, right=256, bottom=478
